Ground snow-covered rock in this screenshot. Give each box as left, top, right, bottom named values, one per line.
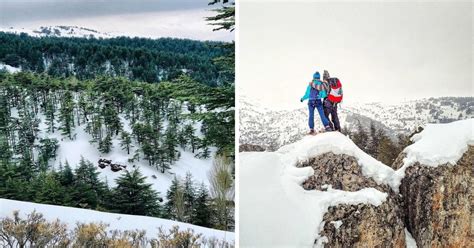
left=0, top=198, right=234, bottom=243
left=393, top=119, right=473, bottom=247
left=239, top=132, right=392, bottom=247
left=299, top=152, right=405, bottom=247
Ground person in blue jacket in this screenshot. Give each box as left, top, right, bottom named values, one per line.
left=300, top=71, right=332, bottom=134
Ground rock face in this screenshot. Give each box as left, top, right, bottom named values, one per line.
left=239, top=144, right=266, bottom=152
left=298, top=153, right=406, bottom=247
left=396, top=146, right=473, bottom=248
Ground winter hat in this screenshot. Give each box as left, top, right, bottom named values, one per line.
left=323, top=70, right=330, bottom=81
left=313, top=71, right=320, bottom=80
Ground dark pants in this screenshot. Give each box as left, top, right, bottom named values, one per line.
left=308, top=99, right=329, bottom=130
left=323, top=99, right=340, bottom=131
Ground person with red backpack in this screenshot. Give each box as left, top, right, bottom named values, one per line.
left=322, top=70, right=343, bottom=131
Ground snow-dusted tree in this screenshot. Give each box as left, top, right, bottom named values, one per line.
left=120, top=130, right=133, bottom=155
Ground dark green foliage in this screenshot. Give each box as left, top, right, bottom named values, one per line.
left=0, top=32, right=229, bottom=86
left=72, top=157, right=107, bottom=209
left=37, top=138, right=59, bottom=171
left=192, top=183, right=212, bottom=227
left=111, top=169, right=162, bottom=217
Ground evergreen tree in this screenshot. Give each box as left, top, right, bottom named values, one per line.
left=58, top=90, right=75, bottom=139
left=120, top=131, right=133, bottom=154
left=72, top=157, right=107, bottom=209
left=183, top=172, right=196, bottom=223
left=36, top=138, right=59, bottom=171
left=111, top=169, right=161, bottom=217
left=98, top=134, right=113, bottom=154
left=192, top=183, right=212, bottom=227
left=352, top=121, right=368, bottom=151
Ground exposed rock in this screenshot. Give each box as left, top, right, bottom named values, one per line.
left=239, top=144, right=266, bottom=152
left=396, top=146, right=473, bottom=248
left=298, top=152, right=406, bottom=247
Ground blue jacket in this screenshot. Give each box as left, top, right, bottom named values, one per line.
left=301, top=80, right=327, bottom=101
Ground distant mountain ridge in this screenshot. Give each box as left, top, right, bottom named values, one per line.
left=0, top=25, right=112, bottom=39
left=239, top=96, right=473, bottom=151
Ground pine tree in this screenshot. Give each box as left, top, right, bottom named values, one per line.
left=72, top=157, right=107, bottom=209
left=98, top=134, right=113, bottom=154
left=120, top=131, right=133, bottom=154
left=192, top=183, right=212, bottom=227
left=352, top=121, right=368, bottom=151
left=183, top=172, right=196, bottom=223
left=44, top=95, right=56, bottom=133
left=36, top=138, right=59, bottom=171
left=184, top=124, right=198, bottom=153
left=111, top=169, right=161, bottom=217
left=58, top=90, right=75, bottom=139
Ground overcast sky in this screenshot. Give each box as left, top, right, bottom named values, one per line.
left=0, top=0, right=233, bottom=41
left=239, top=0, right=473, bottom=109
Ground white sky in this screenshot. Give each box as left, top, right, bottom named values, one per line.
left=0, top=0, right=233, bottom=41
left=238, top=0, right=473, bottom=109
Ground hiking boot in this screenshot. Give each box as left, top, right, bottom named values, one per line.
left=308, top=129, right=316, bottom=135
left=325, top=126, right=333, bottom=132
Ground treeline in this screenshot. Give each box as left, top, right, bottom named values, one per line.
left=0, top=156, right=233, bottom=230
left=343, top=122, right=413, bottom=167
left=0, top=32, right=233, bottom=85
left=0, top=211, right=233, bottom=247
left=0, top=72, right=234, bottom=173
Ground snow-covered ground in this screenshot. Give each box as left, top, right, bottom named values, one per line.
left=0, top=63, right=21, bottom=73
left=11, top=104, right=214, bottom=197
left=240, top=119, right=473, bottom=246
left=0, top=198, right=234, bottom=243
left=240, top=132, right=389, bottom=247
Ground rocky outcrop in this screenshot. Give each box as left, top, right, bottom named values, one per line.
left=298, top=153, right=406, bottom=247
left=396, top=146, right=473, bottom=248
left=239, top=144, right=265, bottom=152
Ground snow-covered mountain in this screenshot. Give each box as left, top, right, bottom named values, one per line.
left=0, top=26, right=112, bottom=39
left=239, top=96, right=473, bottom=150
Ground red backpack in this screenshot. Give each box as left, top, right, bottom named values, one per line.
left=327, top=78, right=343, bottom=103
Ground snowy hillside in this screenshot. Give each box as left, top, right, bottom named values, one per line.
left=10, top=104, right=213, bottom=197
left=346, top=98, right=473, bottom=132
left=240, top=96, right=473, bottom=150
left=0, top=26, right=112, bottom=39
left=0, top=198, right=234, bottom=243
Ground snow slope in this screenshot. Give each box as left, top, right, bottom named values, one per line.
left=0, top=199, right=234, bottom=243
left=240, top=132, right=389, bottom=247
left=11, top=105, right=214, bottom=198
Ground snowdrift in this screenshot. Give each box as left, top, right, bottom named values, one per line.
left=0, top=198, right=234, bottom=243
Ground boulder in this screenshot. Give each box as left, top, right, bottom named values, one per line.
left=298, top=153, right=406, bottom=247
left=396, top=146, right=473, bottom=247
